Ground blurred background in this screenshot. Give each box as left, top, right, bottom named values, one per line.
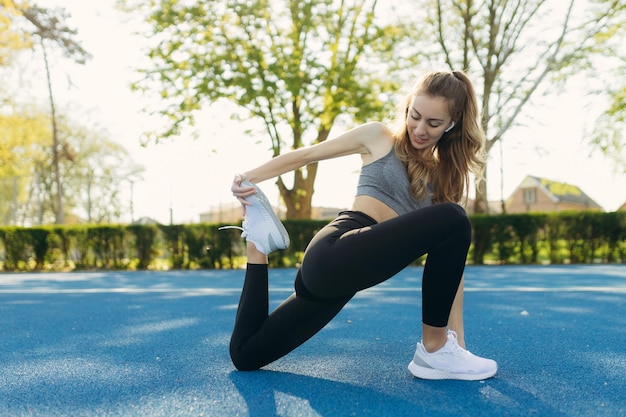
left=1, top=0, right=625, bottom=226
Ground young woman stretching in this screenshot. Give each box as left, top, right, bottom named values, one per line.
left=225, top=70, right=497, bottom=380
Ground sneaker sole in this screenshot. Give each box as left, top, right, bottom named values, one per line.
left=408, top=360, right=497, bottom=381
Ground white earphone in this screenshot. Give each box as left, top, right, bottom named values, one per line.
left=444, top=121, right=455, bottom=133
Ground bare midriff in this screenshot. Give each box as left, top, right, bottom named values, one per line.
left=351, top=195, right=398, bottom=223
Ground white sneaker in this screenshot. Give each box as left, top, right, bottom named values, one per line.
left=408, top=331, right=497, bottom=381
left=219, top=180, right=290, bottom=255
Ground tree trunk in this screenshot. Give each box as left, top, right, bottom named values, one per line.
left=473, top=163, right=489, bottom=214
left=278, top=162, right=319, bottom=220
left=42, top=40, right=64, bottom=224
left=474, top=139, right=495, bottom=214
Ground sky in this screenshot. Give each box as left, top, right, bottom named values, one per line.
left=26, top=0, right=626, bottom=224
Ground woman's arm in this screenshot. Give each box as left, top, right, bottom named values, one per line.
left=242, top=122, right=389, bottom=184
left=231, top=122, right=392, bottom=205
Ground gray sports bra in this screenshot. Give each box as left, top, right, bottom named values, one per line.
left=356, top=148, right=432, bottom=215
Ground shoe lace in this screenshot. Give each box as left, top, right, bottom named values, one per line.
left=218, top=224, right=249, bottom=239
left=445, top=330, right=466, bottom=354
left=218, top=226, right=243, bottom=232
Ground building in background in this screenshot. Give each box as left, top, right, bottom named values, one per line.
left=505, top=175, right=603, bottom=213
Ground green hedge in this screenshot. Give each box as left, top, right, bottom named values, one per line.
left=470, top=211, right=626, bottom=265
left=0, top=211, right=624, bottom=271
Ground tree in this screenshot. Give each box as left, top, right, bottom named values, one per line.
left=0, top=0, right=30, bottom=67
left=59, top=119, right=144, bottom=224
left=588, top=6, right=625, bottom=174
left=1, top=106, right=143, bottom=226
left=590, top=111, right=625, bottom=175
left=1, top=5, right=143, bottom=226
left=121, top=0, right=417, bottom=219
left=0, top=106, right=50, bottom=225
left=18, top=4, right=91, bottom=224
left=415, top=0, right=625, bottom=213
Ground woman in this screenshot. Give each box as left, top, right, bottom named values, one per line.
left=225, top=70, right=497, bottom=380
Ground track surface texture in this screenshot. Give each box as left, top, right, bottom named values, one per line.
left=1, top=265, right=624, bottom=416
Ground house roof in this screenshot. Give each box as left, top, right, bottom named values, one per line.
left=132, top=216, right=161, bottom=225
left=519, top=175, right=603, bottom=209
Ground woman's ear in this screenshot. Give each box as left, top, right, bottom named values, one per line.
left=444, top=121, right=455, bottom=133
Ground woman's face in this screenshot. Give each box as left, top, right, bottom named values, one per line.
left=406, top=94, right=453, bottom=153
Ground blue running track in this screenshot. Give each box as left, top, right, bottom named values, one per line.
left=0, top=265, right=624, bottom=416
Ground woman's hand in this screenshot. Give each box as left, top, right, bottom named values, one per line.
left=231, top=174, right=257, bottom=215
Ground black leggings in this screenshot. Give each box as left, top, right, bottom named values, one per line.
left=230, top=202, right=471, bottom=371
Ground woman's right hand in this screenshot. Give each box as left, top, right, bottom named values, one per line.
left=230, top=174, right=257, bottom=215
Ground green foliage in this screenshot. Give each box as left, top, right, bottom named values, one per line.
left=470, top=214, right=493, bottom=264
left=507, top=213, right=547, bottom=264
left=126, top=0, right=410, bottom=140
left=0, top=1, right=32, bottom=65
left=0, top=211, right=624, bottom=271
left=63, top=225, right=89, bottom=268
left=0, top=108, right=143, bottom=226
left=28, top=227, right=50, bottom=269
left=601, top=211, right=626, bottom=262
left=282, top=218, right=322, bottom=261
left=469, top=211, right=626, bottom=265
left=45, top=227, right=66, bottom=269
left=159, top=224, right=185, bottom=269
left=589, top=0, right=625, bottom=160
left=0, top=225, right=52, bottom=270
left=127, top=224, right=158, bottom=269
left=120, top=0, right=416, bottom=219
left=20, top=4, right=91, bottom=64
left=0, top=109, right=50, bottom=224
left=555, top=211, right=623, bottom=264
left=182, top=224, right=213, bottom=269
left=87, top=225, right=128, bottom=269
left=1, top=3, right=132, bottom=226
left=209, top=226, right=243, bottom=269
left=0, top=227, right=31, bottom=270
left=589, top=112, right=625, bottom=174
left=416, top=0, right=626, bottom=213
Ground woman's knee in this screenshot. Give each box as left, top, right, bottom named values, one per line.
left=438, top=202, right=471, bottom=239
left=229, top=343, right=261, bottom=371
left=439, top=202, right=469, bottom=223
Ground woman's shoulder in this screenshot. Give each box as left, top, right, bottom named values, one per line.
left=358, top=122, right=395, bottom=162
left=359, top=121, right=393, bottom=137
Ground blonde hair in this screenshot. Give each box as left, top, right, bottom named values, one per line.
left=390, top=71, right=486, bottom=204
